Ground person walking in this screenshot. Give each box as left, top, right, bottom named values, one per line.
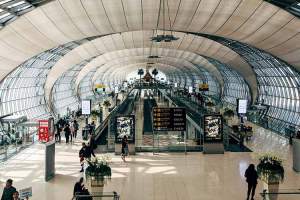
left=64, top=124, right=71, bottom=144
left=1, top=179, right=16, bottom=200
left=73, top=120, right=79, bottom=139
left=121, top=135, right=128, bottom=162
left=244, top=164, right=258, bottom=200
left=79, top=143, right=87, bottom=172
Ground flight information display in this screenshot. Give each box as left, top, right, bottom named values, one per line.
left=203, top=115, right=223, bottom=142
left=153, top=107, right=186, bottom=131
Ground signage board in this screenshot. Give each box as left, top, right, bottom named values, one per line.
left=38, top=118, right=54, bottom=143
left=19, top=187, right=32, bottom=199
left=174, top=83, right=178, bottom=88
left=153, top=107, right=186, bottom=131
left=199, top=83, right=209, bottom=91
left=203, top=115, right=223, bottom=142
left=81, top=100, right=91, bottom=115
left=114, top=86, right=119, bottom=94
left=188, top=86, right=193, bottom=93
left=116, top=115, right=135, bottom=143
left=237, top=99, right=247, bottom=114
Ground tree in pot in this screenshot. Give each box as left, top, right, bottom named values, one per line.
left=103, top=100, right=111, bottom=119
left=257, top=153, right=284, bottom=200
left=223, top=108, right=235, bottom=126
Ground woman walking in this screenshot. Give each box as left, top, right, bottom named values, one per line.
left=121, top=135, right=128, bottom=162
left=244, top=164, right=258, bottom=200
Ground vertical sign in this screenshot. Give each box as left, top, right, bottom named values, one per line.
left=82, top=99, right=91, bottom=115
left=237, top=99, right=247, bottom=114
left=188, top=86, right=193, bottom=93
left=38, top=120, right=49, bottom=143
left=203, top=115, right=223, bottom=142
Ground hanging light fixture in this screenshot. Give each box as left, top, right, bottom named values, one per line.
left=151, top=0, right=179, bottom=43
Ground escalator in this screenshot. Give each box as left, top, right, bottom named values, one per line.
left=95, top=89, right=138, bottom=145
left=143, top=98, right=157, bottom=134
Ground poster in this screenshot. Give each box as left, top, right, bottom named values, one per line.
left=237, top=99, right=247, bottom=114
left=82, top=100, right=91, bottom=115
left=19, top=187, right=32, bottom=199
left=188, top=86, right=193, bottom=93
left=116, top=115, right=135, bottom=142
left=203, top=115, right=223, bottom=142
left=38, top=118, right=54, bottom=143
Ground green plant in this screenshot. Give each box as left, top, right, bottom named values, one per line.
left=103, top=100, right=111, bottom=107
left=206, top=101, right=215, bottom=107
left=257, top=153, right=284, bottom=183
left=85, top=155, right=112, bottom=178
left=91, top=110, right=100, bottom=116
left=223, top=108, right=234, bottom=118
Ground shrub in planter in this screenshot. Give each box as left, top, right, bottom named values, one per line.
left=257, top=153, right=284, bottom=184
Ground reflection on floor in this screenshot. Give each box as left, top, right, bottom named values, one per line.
left=0, top=121, right=299, bottom=200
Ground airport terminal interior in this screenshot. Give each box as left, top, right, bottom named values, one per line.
left=0, top=0, right=300, bottom=199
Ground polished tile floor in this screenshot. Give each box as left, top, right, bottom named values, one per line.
left=1, top=119, right=300, bottom=199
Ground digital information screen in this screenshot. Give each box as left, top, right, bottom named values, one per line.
left=116, top=115, right=135, bottom=143
left=82, top=100, right=91, bottom=115
left=153, top=107, right=186, bottom=131
left=237, top=99, right=247, bottom=114
left=203, top=115, right=223, bottom=142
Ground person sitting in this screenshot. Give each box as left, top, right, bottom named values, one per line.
left=73, top=177, right=84, bottom=197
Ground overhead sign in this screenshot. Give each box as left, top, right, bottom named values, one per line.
left=199, top=83, right=209, bottom=91
left=95, top=83, right=106, bottom=88
left=203, top=115, right=223, bottom=142
left=237, top=99, right=247, bottom=114
left=19, top=187, right=32, bottom=199
left=82, top=99, right=91, bottom=115
left=153, top=107, right=186, bottom=131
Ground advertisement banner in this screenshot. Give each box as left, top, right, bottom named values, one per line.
left=203, top=115, right=223, bottom=143
left=115, top=115, right=135, bottom=143
left=38, top=120, right=50, bottom=143
left=82, top=100, right=91, bottom=115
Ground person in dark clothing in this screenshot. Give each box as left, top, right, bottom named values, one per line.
left=73, top=177, right=84, bottom=197
left=55, top=122, right=61, bottom=143
left=79, top=143, right=87, bottom=172
left=1, top=179, right=16, bottom=200
left=73, top=120, right=79, bottom=139
left=121, top=136, right=128, bottom=162
left=89, top=121, right=95, bottom=134
left=64, top=124, right=71, bottom=144
left=245, top=164, right=258, bottom=200
left=85, top=143, right=96, bottom=159
left=89, top=134, right=97, bottom=150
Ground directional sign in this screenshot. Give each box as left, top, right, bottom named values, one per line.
left=153, top=107, right=186, bottom=131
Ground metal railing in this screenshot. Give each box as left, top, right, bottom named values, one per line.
left=261, top=189, right=300, bottom=200
left=73, top=191, right=120, bottom=200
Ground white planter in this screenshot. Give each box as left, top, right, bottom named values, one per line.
left=263, top=181, right=280, bottom=200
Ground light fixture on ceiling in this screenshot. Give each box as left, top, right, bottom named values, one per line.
left=151, top=0, right=179, bottom=43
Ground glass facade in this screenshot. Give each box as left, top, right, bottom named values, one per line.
left=203, top=35, right=300, bottom=135
left=206, top=57, right=251, bottom=107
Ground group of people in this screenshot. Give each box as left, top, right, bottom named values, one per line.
left=1, top=179, right=28, bottom=200
left=55, top=118, right=79, bottom=144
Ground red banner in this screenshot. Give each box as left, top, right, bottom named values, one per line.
left=38, top=118, right=54, bottom=143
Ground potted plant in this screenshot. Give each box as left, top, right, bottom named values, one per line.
left=257, top=153, right=284, bottom=200
left=85, top=155, right=112, bottom=188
